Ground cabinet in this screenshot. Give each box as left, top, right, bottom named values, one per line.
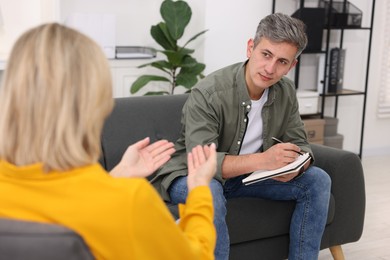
left=109, top=58, right=168, bottom=98
left=109, top=59, right=149, bottom=98
left=271, top=0, right=375, bottom=157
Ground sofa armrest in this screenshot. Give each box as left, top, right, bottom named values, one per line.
left=311, top=144, right=365, bottom=246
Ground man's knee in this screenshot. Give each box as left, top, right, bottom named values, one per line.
left=209, top=179, right=227, bottom=216
left=314, top=167, right=331, bottom=189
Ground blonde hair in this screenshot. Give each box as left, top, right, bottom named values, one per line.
left=0, top=23, right=113, bottom=172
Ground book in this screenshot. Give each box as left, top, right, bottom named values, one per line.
left=242, top=153, right=311, bottom=185
left=328, top=48, right=346, bottom=93
left=115, top=46, right=156, bottom=59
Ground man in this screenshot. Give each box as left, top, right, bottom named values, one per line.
left=151, top=13, right=331, bottom=260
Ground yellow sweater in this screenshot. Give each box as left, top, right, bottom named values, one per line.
left=0, top=161, right=216, bottom=260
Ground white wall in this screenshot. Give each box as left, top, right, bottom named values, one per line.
left=362, top=0, right=390, bottom=156
left=58, top=0, right=206, bottom=63
left=203, top=1, right=272, bottom=74
left=0, top=0, right=57, bottom=57
left=0, top=0, right=388, bottom=157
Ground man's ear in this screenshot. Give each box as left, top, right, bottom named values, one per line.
left=246, top=39, right=254, bottom=58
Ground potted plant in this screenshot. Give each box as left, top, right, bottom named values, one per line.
left=130, top=0, right=207, bottom=95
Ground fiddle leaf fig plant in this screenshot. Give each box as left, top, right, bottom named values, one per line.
left=130, top=0, right=208, bottom=95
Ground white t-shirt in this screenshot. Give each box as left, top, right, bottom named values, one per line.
left=239, top=89, right=269, bottom=155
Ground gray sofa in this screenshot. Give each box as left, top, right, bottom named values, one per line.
left=99, top=94, right=366, bottom=260
left=0, top=94, right=365, bottom=259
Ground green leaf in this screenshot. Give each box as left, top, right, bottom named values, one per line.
left=161, top=0, right=192, bottom=40
left=149, top=62, right=173, bottom=73
left=151, top=23, right=176, bottom=50
left=179, top=56, right=198, bottom=68
left=137, top=61, right=173, bottom=76
left=130, top=75, right=170, bottom=94
left=158, top=22, right=177, bottom=50
left=161, top=48, right=194, bottom=57
left=139, top=60, right=173, bottom=72
left=182, top=29, right=208, bottom=49
left=130, top=0, right=207, bottom=96
left=161, top=48, right=194, bottom=66
left=137, top=61, right=156, bottom=69
left=176, top=73, right=198, bottom=88
left=161, top=51, right=182, bottom=66
left=176, top=62, right=205, bottom=88
left=180, top=62, right=206, bottom=75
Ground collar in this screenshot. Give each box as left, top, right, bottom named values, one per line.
left=236, top=61, right=252, bottom=110
left=235, top=60, right=277, bottom=109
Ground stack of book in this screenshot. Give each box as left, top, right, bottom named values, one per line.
left=115, top=46, right=156, bottom=59
left=328, top=47, right=346, bottom=93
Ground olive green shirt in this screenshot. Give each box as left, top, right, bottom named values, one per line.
left=151, top=61, right=312, bottom=201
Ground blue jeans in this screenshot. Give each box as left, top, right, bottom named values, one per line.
left=169, top=166, right=331, bottom=260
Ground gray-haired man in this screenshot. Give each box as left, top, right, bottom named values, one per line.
left=152, top=13, right=331, bottom=260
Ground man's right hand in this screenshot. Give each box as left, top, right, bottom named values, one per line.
left=263, top=142, right=301, bottom=170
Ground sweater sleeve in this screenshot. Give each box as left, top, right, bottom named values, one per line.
left=178, top=186, right=216, bottom=260
left=131, top=180, right=216, bottom=260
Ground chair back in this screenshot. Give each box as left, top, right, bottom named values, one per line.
left=0, top=218, right=94, bottom=260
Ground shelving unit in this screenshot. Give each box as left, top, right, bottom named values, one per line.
left=271, top=0, right=375, bottom=157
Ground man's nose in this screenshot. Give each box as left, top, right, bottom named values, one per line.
left=265, top=60, right=277, bottom=75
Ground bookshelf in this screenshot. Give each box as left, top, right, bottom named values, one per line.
left=271, top=0, right=375, bottom=157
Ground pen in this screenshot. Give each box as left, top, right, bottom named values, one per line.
left=271, top=137, right=304, bottom=155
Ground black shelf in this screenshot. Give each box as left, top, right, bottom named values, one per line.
left=272, top=0, right=376, bottom=157
left=326, top=26, right=372, bottom=30
left=302, top=50, right=327, bottom=54
left=320, top=89, right=365, bottom=96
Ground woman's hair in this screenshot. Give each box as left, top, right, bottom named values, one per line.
left=0, top=23, right=113, bottom=172
left=253, top=13, right=308, bottom=57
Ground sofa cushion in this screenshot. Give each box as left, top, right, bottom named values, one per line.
left=226, top=195, right=335, bottom=245
left=167, top=194, right=335, bottom=245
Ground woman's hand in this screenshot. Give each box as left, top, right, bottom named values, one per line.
left=187, top=143, right=217, bottom=191
left=110, top=137, right=175, bottom=178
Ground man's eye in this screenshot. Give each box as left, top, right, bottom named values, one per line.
left=262, top=52, right=270, bottom=57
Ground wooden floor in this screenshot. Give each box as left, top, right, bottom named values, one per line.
left=318, top=154, right=390, bottom=260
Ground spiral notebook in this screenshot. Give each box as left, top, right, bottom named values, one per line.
left=242, top=153, right=311, bottom=185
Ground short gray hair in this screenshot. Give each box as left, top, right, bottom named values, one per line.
left=253, top=13, right=308, bottom=57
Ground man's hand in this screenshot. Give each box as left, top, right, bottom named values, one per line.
left=187, top=143, right=217, bottom=191
left=266, top=143, right=309, bottom=182
left=262, top=142, right=301, bottom=170
left=110, top=137, right=175, bottom=178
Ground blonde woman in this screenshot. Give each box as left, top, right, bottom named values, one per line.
left=0, top=23, right=216, bottom=260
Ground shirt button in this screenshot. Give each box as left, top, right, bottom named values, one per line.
left=244, top=118, right=247, bottom=122
left=246, top=105, right=251, bottom=109
left=237, top=141, right=241, bottom=145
